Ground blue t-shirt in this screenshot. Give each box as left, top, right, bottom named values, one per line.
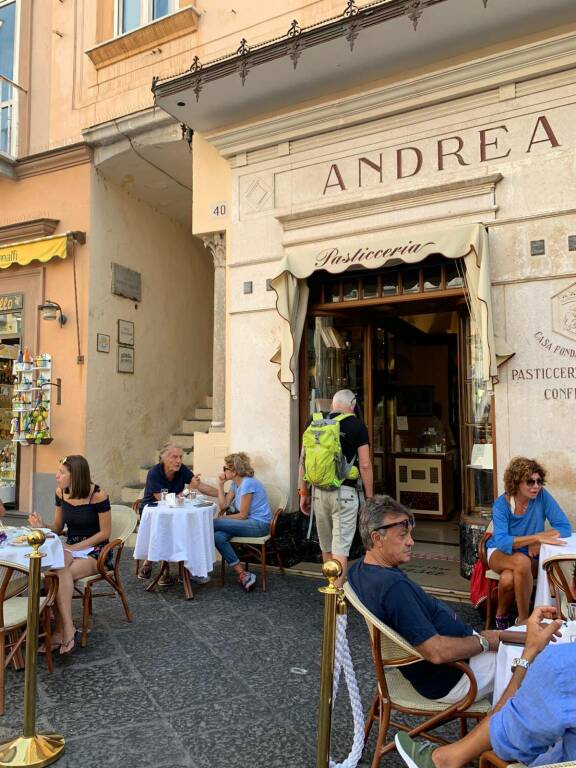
left=231, top=477, right=271, bottom=523
left=486, top=489, right=572, bottom=556
left=142, top=463, right=193, bottom=507
left=490, top=644, right=576, bottom=766
left=348, top=559, right=473, bottom=699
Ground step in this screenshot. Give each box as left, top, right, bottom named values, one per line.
left=169, top=433, right=195, bottom=450
left=200, top=395, right=213, bottom=409
left=121, top=484, right=144, bottom=503
left=194, top=407, right=212, bottom=420
left=181, top=418, right=211, bottom=433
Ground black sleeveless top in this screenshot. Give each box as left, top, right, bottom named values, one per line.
left=55, top=484, right=111, bottom=544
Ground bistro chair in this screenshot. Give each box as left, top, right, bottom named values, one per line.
left=343, top=582, right=491, bottom=767
left=219, top=484, right=286, bottom=592
left=0, top=561, right=58, bottom=715
left=478, top=521, right=500, bottom=629
left=74, top=504, right=137, bottom=648
left=544, top=555, right=576, bottom=620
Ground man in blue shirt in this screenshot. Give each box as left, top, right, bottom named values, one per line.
left=348, top=496, right=501, bottom=702
left=396, top=604, right=575, bottom=768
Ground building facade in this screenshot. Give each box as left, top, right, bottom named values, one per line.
left=153, top=0, right=576, bottom=570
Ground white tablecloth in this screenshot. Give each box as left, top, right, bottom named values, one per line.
left=534, top=533, right=576, bottom=606
left=492, top=623, right=575, bottom=706
left=133, top=502, right=216, bottom=578
left=0, top=529, right=65, bottom=570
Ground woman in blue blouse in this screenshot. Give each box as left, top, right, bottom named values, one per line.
left=486, top=456, right=571, bottom=628
left=213, top=452, right=271, bottom=592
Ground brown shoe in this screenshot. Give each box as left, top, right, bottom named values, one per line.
left=137, top=564, right=152, bottom=580
left=158, top=572, right=175, bottom=587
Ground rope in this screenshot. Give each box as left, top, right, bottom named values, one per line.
left=329, top=613, right=365, bottom=768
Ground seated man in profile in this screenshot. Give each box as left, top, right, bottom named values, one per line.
left=348, top=496, right=501, bottom=703
left=395, top=604, right=575, bottom=768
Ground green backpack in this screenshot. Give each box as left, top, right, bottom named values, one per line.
left=302, top=412, right=360, bottom=489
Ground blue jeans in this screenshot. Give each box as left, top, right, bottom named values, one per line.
left=213, top=518, right=270, bottom=566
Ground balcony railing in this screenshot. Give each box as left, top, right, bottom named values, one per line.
left=0, top=75, right=26, bottom=159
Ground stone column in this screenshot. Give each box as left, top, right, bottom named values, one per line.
left=200, top=232, right=226, bottom=431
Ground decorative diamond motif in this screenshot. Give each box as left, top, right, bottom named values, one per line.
left=243, top=178, right=273, bottom=211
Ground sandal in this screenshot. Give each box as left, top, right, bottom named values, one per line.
left=38, top=639, right=61, bottom=654
left=137, top=564, right=152, bottom=580
left=60, top=630, right=79, bottom=656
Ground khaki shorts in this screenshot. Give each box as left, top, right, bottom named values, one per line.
left=312, top=485, right=359, bottom=556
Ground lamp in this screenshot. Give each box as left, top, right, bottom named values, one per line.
left=37, top=300, right=67, bottom=327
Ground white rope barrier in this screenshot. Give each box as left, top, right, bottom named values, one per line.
left=329, top=613, right=365, bottom=768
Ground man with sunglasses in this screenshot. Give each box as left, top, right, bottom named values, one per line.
left=348, top=496, right=502, bottom=703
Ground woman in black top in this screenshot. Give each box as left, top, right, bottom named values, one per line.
left=29, top=455, right=111, bottom=655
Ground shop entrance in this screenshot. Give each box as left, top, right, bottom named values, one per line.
left=300, top=256, right=494, bottom=582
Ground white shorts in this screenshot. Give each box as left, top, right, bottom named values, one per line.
left=436, top=640, right=497, bottom=704
left=486, top=547, right=498, bottom=566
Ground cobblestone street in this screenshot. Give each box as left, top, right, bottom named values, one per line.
left=0, top=556, right=481, bottom=768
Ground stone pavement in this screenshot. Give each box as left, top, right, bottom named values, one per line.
left=0, top=555, right=482, bottom=768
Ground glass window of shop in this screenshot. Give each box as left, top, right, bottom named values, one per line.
left=0, top=1, right=16, bottom=156
left=0, top=293, right=22, bottom=507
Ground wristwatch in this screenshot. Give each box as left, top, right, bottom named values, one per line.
left=477, top=635, right=490, bottom=653
left=510, top=657, right=530, bottom=673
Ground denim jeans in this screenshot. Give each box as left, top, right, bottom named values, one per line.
left=213, top=518, right=270, bottom=566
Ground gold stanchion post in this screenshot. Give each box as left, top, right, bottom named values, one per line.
left=316, top=560, right=342, bottom=768
left=0, top=529, right=65, bottom=767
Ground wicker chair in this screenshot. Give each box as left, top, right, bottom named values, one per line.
left=0, top=561, right=58, bottom=714
left=479, top=751, right=576, bottom=768
left=343, top=582, right=491, bottom=767
left=74, top=505, right=137, bottom=647
left=219, top=484, right=286, bottom=592
left=544, top=555, right=576, bottom=620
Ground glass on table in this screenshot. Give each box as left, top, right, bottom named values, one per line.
left=567, top=603, right=576, bottom=622
left=160, top=488, right=168, bottom=503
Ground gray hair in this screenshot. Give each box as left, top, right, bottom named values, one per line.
left=359, top=495, right=414, bottom=550
left=332, top=389, right=356, bottom=411
left=159, top=442, right=183, bottom=461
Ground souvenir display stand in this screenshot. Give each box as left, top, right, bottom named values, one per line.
left=11, top=351, right=53, bottom=448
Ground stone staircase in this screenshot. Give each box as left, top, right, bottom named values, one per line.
left=119, top=395, right=212, bottom=505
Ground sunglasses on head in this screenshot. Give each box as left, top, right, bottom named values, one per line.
left=372, top=518, right=415, bottom=535
left=526, top=477, right=544, bottom=487
left=60, top=456, right=68, bottom=465
left=223, top=465, right=232, bottom=473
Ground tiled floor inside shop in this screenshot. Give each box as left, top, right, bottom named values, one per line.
left=0, top=550, right=482, bottom=768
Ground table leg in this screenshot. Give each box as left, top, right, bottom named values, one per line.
left=146, top=561, right=169, bottom=593
left=179, top=563, right=194, bottom=601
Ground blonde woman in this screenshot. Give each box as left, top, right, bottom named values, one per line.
left=214, top=453, right=271, bottom=591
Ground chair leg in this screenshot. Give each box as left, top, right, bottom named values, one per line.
left=364, top=693, right=378, bottom=741
left=115, top=578, right=132, bottom=622
left=460, top=717, right=468, bottom=737
left=0, top=631, right=5, bottom=716
left=44, top=611, right=53, bottom=674
left=261, top=543, right=267, bottom=592
left=372, top=695, right=390, bottom=768
left=272, top=543, right=284, bottom=574
left=81, top=586, right=91, bottom=648
left=134, top=559, right=140, bottom=576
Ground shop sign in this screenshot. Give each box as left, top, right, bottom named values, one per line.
left=0, top=235, right=68, bottom=269
left=0, top=293, right=23, bottom=313
left=319, top=113, right=561, bottom=197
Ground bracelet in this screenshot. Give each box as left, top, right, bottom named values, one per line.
left=298, top=489, right=310, bottom=497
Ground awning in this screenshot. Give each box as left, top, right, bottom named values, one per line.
left=271, top=222, right=500, bottom=395
left=0, top=234, right=70, bottom=269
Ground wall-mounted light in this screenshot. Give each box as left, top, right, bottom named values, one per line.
left=38, top=301, right=67, bottom=326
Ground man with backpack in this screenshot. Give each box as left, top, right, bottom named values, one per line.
left=299, top=389, right=373, bottom=585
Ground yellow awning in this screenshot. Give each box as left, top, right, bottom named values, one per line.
left=271, top=222, right=499, bottom=394
left=0, top=234, right=69, bottom=269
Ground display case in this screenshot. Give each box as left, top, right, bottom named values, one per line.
left=394, top=452, right=455, bottom=518
left=11, top=351, right=53, bottom=447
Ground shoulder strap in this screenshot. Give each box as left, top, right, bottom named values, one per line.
left=334, top=413, right=353, bottom=423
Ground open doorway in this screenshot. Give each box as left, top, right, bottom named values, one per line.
left=299, top=257, right=494, bottom=592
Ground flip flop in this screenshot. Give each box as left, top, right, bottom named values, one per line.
left=59, top=630, right=79, bottom=656
left=38, top=639, right=61, bottom=654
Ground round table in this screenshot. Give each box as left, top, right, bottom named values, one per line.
left=133, top=501, right=216, bottom=599
left=534, top=533, right=576, bottom=607
left=0, top=528, right=65, bottom=570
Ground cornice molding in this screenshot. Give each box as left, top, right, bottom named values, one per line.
left=0, top=218, right=60, bottom=246
left=277, top=174, right=503, bottom=232
left=208, top=31, right=576, bottom=158
left=15, top=143, right=92, bottom=180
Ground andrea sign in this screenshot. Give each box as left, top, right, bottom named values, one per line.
left=315, top=239, right=435, bottom=268
left=321, top=114, right=559, bottom=195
